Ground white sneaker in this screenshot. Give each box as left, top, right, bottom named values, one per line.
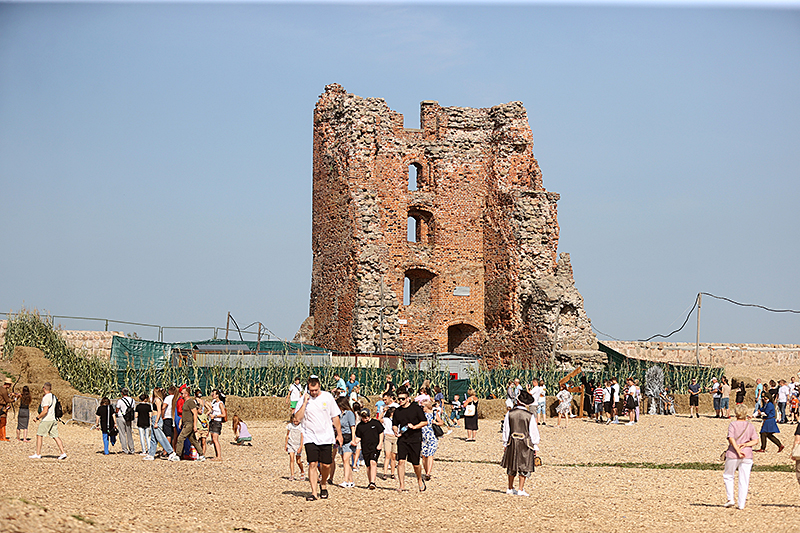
left=57, top=454, right=67, bottom=460
left=142, top=454, right=155, bottom=461
left=446, top=430, right=453, bottom=435
left=506, top=489, right=517, bottom=495
left=724, top=501, right=735, bottom=508
left=196, top=455, right=206, bottom=462
left=168, top=453, right=180, bottom=462
left=29, top=454, right=41, bottom=459
left=626, top=421, right=635, bottom=426
left=339, top=482, right=350, bottom=488
left=517, top=490, right=530, bottom=497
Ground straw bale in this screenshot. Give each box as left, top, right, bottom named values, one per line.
left=10, top=346, right=82, bottom=415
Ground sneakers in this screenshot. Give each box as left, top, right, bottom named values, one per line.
left=724, top=501, right=736, bottom=508
left=196, top=455, right=206, bottom=462
left=142, top=455, right=155, bottom=461
left=506, top=489, right=517, bottom=495
left=168, top=453, right=180, bottom=462
left=29, top=454, right=41, bottom=459
left=696, top=414, right=700, bottom=418
left=626, top=422, right=635, bottom=426
left=446, top=430, right=453, bottom=435
left=517, top=490, right=530, bottom=497
left=58, top=454, right=67, bottom=460
left=338, top=482, right=355, bottom=488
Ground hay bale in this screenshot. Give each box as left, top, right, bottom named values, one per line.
left=10, top=346, right=83, bottom=415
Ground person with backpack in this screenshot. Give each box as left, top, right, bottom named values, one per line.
left=115, top=388, right=136, bottom=454
left=29, top=382, right=66, bottom=460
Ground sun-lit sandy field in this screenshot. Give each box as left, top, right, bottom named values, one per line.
left=3, top=363, right=800, bottom=533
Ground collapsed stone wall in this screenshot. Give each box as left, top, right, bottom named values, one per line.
left=307, top=84, right=602, bottom=368
left=604, top=341, right=800, bottom=369
left=0, top=320, right=121, bottom=360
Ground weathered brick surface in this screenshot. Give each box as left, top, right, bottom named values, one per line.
left=308, top=84, right=603, bottom=368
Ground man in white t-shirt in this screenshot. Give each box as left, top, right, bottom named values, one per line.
left=287, top=377, right=304, bottom=410
left=116, top=388, right=136, bottom=454
left=611, top=377, right=620, bottom=424
left=294, top=375, right=342, bottom=501
left=29, top=382, right=66, bottom=460
left=777, top=380, right=791, bottom=424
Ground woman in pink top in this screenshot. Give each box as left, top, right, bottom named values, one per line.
left=723, top=404, right=759, bottom=509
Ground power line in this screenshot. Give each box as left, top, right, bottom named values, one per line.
left=701, top=292, right=800, bottom=314
left=591, top=325, right=623, bottom=342
left=638, top=296, right=699, bottom=342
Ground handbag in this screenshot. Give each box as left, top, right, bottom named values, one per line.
left=107, top=406, right=118, bottom=437
left=534, top=452, right=542, bottom=467
left=464, top=403, right=476, bottom=417
left=791, top=443, right=800, bottom=461
left=432, top=423, right=444, bottom=438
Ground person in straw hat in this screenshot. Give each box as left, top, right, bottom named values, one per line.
left=501, top=390, right=540, bottom=497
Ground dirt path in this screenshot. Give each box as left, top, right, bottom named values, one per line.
left=2, top=406, right=800, bottom=533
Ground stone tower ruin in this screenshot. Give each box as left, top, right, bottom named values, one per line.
left=303, top=84, right=604, bottom=369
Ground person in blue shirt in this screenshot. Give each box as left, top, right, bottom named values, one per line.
left=333, top=373, right=347, bottom=397
left=755, top=390, right=783, bottom=453
left=346, top=374, right=359, bottom=396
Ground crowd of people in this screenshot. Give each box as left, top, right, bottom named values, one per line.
left=5, top=369, right=800, bottom=508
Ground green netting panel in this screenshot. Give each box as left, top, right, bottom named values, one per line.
left=111, top=336, right=190, bottom=370
left=191, top=338, right=327, bottom=353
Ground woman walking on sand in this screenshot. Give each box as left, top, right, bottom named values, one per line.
left=755, top=391, right=784, bottom=453
left=722, top=404, right=759, bottom=509
left=463, top=389, right=479, bottom=441
left=420, top=399, right=443, bottom=481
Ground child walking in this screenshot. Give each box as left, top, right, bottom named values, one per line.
left=285, top=413, right=305, bottom=481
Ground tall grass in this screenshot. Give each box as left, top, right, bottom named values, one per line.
left=2, top=308, right=117, bottom=396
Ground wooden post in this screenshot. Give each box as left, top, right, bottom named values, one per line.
left=225, top=312, right=230, bottom=342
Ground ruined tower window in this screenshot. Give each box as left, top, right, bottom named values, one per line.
left=407, top=208, right=434, bottom=244
left=408, top=163, right=422, bottom=191
left=448, top=323, right=479, bottom=353
left=404, top=269, right=436, bottom=307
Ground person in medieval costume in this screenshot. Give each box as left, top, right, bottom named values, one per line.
left=501, top=390, right=540, bottom=496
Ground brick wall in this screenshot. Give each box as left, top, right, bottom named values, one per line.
left=0, top=320, right=121, bottom=360
left=308, top=84, right=603, bottom=369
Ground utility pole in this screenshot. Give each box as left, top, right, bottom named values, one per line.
left=552, top=305, right=562, bottom=361
left=225, top=312, right=230, bottom=342
left=257, top=322, right=262, bottom=353
left=695, top=293, right=702, bottom=366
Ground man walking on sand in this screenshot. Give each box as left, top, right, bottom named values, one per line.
left=294, top=375, right=342, bottom=501
left=174, top=386, right=206, bottom=462
left=29, top=382, right=66, bottom=460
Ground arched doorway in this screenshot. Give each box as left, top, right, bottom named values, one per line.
left=448, top=323, right=480, bottom=354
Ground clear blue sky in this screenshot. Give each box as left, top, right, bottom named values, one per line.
left=1, top=1, right=798, bottom=345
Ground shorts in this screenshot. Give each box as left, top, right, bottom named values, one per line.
left=593, top=402, right=603, bottom=415
left=362, top=448, right=380, bottom=464
left=396, top=439, right=421, bottom=465
left=305, top=443, right=333, bottom=465
left=290, top=401, right=298, bottom=409
left=37, top=419, right=59, bottom=438
left=287, top=442, right=302, bottom=455
left=537, top=403, right=546, bottom=415
left=713, top=397, right=721, bottom=411
left=689, top=395, right=699, bottom=407
left=604, top=401, right=613, bottom=414
left=720, top=398, right=729, bottom=409
left=384, top=434, right=397, bottom=455
left=209, top=420, right=222, bottom=435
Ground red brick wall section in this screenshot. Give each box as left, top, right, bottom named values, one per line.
left=309, top=84, right=603, bottom=369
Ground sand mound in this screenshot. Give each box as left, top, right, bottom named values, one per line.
left=10, top=346, right=82, bottom=415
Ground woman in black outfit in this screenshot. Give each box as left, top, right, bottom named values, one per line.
left=463, top=389, right=479, bottom=441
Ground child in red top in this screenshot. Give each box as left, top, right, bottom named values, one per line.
left=593, top=385, right=604, bottom=423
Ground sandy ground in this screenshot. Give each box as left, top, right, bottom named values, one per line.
left=2, top=401, right=800, bottom=533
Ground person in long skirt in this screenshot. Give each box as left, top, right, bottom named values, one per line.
left=501, top=391, right=540, bottom=496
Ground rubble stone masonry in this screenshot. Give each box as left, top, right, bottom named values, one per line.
left=307, top=84, right=603, bottom=368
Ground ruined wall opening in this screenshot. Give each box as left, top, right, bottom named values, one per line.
left=408, top=163, right=422, bottom=191
left=448, top=323, right=480, bottom=354
left=407, top=208, right=434, bottom=244
left=404, top=268, right=436, bottom=307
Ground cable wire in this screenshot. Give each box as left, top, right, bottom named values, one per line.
left=638, top=296, right=698, bottom=342
left=591, top=325, right=623, bottom=342
left=701, top=292, right=800, bottom=314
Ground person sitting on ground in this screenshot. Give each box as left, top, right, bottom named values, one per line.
left=232, top=415, right=252, bottom=445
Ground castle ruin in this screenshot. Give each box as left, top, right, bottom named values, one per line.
left=302, top=84, right=604, bottom=369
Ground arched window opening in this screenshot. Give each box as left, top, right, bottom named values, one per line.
left=404, top=269, right=436, bottom=307
left=407, top=208, right=434, bottom=245
left=407, top=217, right=418, bottom=243
left=448, top=323, right=480, bottom=354
left=403, top=277, right=411, bottom=306
left=408, top=163, right=421, bottom=191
